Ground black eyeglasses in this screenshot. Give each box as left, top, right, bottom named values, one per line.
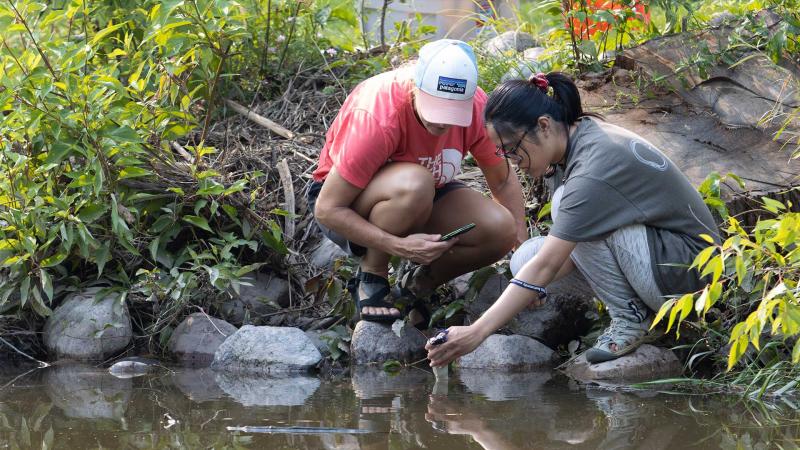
left=495, top=129, right=528, bottom=159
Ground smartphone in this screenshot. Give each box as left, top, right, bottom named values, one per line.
left=439, top=223, right=476, bottom=241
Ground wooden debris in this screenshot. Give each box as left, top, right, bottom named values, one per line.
left=277, top=158, right=296, bottom=239
left=225, top=99, right=296, bottom=140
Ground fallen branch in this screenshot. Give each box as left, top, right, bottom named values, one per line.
left=277, top=158, right=296, bottom=239
left=0, top=336, right=49, bottom=368
left=225, top=99, right=295, bottom=140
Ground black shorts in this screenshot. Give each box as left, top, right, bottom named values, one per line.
left=307, top=180, right=468, bottom=257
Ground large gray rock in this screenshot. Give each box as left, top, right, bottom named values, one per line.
left=211, top=325, right=322, bottom=374
left=221, top=272, right=291, bottom=322
left=45, top=363, right=132, bottom=420
left=563, top=344, right=682, bottom=383
left=465, top=273, right=594, bottom=348
left=43, top=288, right=132, bottom=361
left=168, top=312, right=237, bottom=366
left=310, top=237, right=348, bottom=272
left=350, top=320, right=426, bottom=365
left=485, top=31, right=537, bottom=56
left=214, top=372, right=320, bottom=406
left=458, top=334, right=555, bottom=370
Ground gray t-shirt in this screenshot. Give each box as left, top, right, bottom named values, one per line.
left=549, top=118, right=719, bottom=296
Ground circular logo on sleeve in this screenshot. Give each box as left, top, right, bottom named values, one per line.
left=629, top=140, right=668, bottom=171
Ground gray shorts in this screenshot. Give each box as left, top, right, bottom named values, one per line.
left=306, top=180, right=468, bottom=257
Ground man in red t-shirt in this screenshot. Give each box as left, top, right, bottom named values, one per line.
left=308, top=39, right=526, bottom=325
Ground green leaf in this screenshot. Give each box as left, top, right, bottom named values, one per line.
left=183, top=215, right=212, bottom=232
left=91, top=22, right=129, bottom=46
left=40, top=251, right=68, bottom=268
left=382, top=360, right=402, bottom=372
left=119, top=167, right=152, bottom=179
left=20, top=276, right=30, bottom=309
left=95, top=241, right=111, bottom=277
left=77, top=203, right=108, bottom=223
left=40, top=269, right=53, bottom=301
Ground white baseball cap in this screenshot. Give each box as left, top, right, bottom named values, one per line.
left=414, top=39, right=478, bottom=127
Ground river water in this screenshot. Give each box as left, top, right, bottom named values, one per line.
left=0, top=364, right=798, bottom=449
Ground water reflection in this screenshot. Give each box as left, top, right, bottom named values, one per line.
left=214, top=371, right=320, bottom=406
left=45, top=363, right=131, bottom=420
left=171, top=368, right=226, bottom=402
left=0, top=365, right=797, bottom=449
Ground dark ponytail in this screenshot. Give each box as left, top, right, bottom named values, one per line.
left=484, top=72, right=597, bottom=138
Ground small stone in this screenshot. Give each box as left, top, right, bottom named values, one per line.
left=168, top=312, right=237, bottom=367
left=501, top=47, right=547, bottom=82
left=310, top=237, right=349, bottom=272
left=709, top=11, right=736, bottom=27
left=449, top=272, right=472, bottom=299
left=563, top=344, right=681, bottom=383
left=350, top=320, right=426, bottom=365
left=220, top=272, right=291, bottom=323
left=211, top=325, right=322, bottom=374
left=458, top=334, right=555, bottom=370
left=612, top=68, right=633, bottom=84
left=485, top=31, right=537, bottom=56
left=43, top=288, right=132, bottom=361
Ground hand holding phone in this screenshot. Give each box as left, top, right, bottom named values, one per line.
left=439, top=223, right=476, bottom=241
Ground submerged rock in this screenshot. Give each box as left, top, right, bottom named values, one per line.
left=350, top=320, right=426, bottom=365
left=211, top=325, right=322, bottom=374
left=108, top=357, right=160, bottom=379
left=220, top=272, right=291, bottom=323
left=458, top=334, right=555, bottom=370
left=43, top=288, right=132, bottom=361
left=168, top=312, right=237, bottom=366
left=563, top=344, right=681, bottom=383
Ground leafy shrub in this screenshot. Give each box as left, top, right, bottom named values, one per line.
left=0, top=0, right=367, bottom=351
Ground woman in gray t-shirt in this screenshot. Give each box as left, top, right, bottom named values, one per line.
left=426, top=72, right=718, bottom=366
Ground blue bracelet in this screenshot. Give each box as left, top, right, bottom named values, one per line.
left=510, top=278, right=548, bottom=299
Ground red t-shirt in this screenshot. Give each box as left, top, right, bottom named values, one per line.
left=312, top=67, right=502, bottom=189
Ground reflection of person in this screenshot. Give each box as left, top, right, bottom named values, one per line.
left=427, top=72, right=718, bottom=365
left=426, top=395, right=520, bottom=450
left=308, top=39, right=526, bottom=325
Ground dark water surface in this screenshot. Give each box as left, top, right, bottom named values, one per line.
left=1, top=364, right=799, bottom=449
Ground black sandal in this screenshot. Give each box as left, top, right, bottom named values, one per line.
left=347, top=269, right=402, bottom=323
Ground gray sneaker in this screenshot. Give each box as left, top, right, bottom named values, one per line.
left=585, top=317, right=660, bottom=364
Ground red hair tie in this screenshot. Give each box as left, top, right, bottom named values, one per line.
left=529, top=72, right=549, bottom=93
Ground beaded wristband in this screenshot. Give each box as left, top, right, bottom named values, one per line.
left=510, top=278, right=548, bottom=299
